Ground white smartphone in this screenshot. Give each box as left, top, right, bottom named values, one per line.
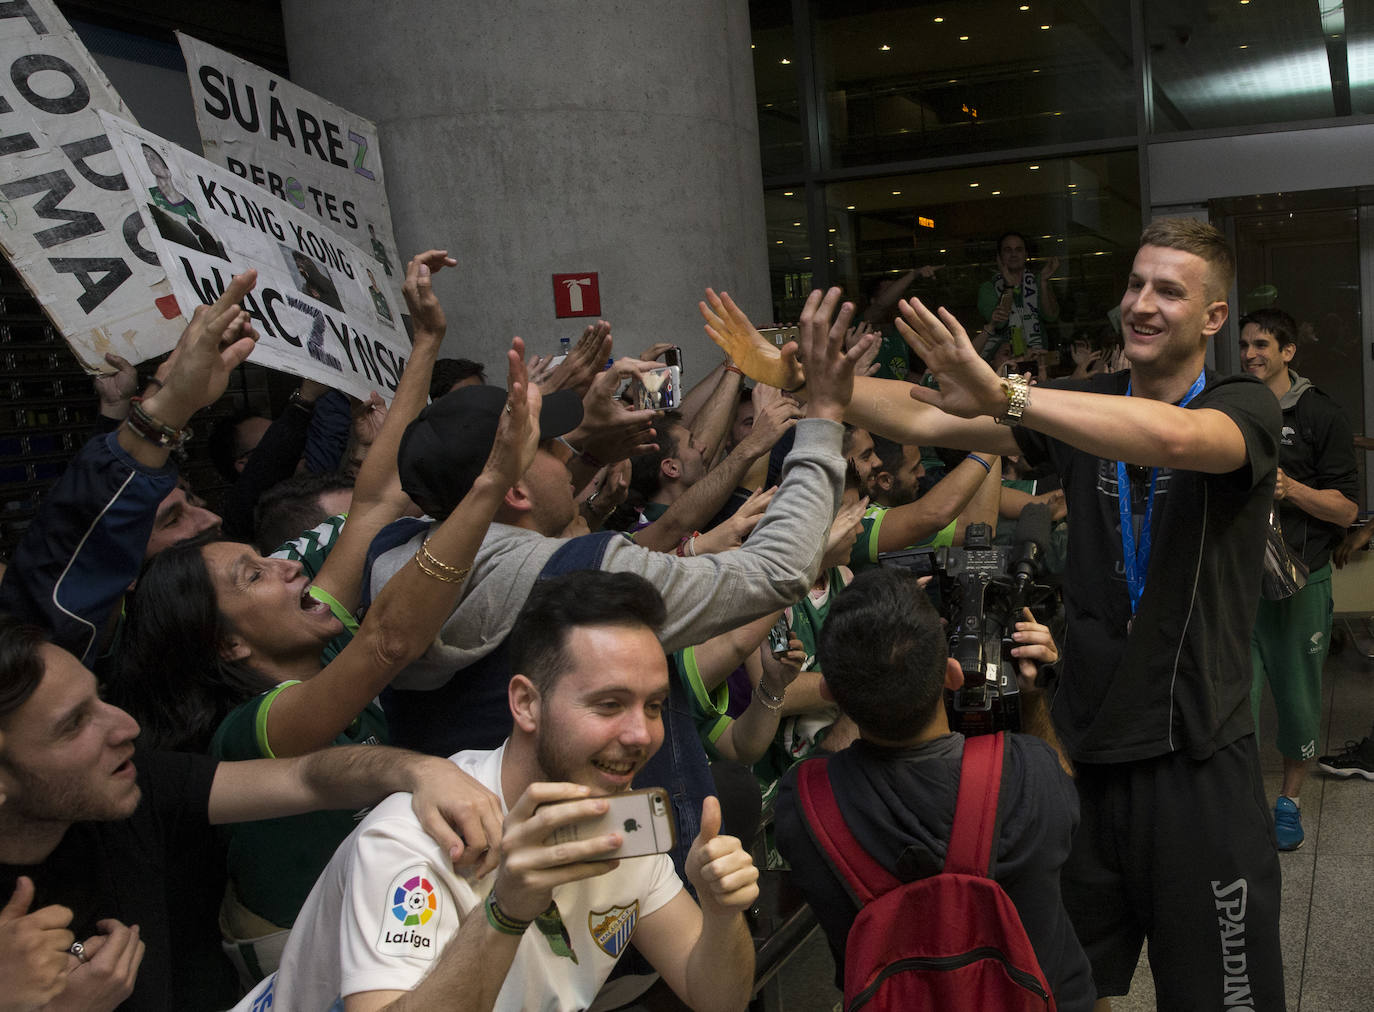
left=546, top=787, right=678, bottom=859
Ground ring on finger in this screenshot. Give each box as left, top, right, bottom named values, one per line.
left=69, top=941, right=89, bottom=963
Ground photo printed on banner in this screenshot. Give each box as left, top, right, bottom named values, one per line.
left=101, top=111, right=410, bottom=403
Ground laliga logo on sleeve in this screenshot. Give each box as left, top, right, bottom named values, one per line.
left=377, top=866, right=441, bottom=960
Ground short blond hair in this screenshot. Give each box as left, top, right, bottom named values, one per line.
left=1139, top=218, right=1235, bottom=300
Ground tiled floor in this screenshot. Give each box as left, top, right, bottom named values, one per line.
left=753, top=619, right=1374, bottom=1012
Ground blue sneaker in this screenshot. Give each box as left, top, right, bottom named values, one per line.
left=1274, top=796, right=1304, bottom=851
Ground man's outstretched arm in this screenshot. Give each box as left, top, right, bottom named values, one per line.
left=895, top=297, right=1254, bottom=474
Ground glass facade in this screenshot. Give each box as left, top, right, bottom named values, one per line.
left=757, top=0, right=1372, bottom=338
left=813, top=0, right=1135, bottom=167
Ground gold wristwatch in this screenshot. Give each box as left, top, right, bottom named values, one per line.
left=996, top=374, right=1030, bottom=426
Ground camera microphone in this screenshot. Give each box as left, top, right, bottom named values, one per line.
left=1008, top=502, right=1052, bottom=614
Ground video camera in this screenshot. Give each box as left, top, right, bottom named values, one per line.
left=878, top=503, right=1055, bottom=737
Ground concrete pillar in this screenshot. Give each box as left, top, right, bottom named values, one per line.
left=281, top=0, right=770, bottom=374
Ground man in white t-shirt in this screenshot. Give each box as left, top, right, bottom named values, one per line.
left=238, top=570, right=760, bottom=1012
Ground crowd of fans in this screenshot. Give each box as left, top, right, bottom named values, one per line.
left=0, top=218, right=1366, bottom=1011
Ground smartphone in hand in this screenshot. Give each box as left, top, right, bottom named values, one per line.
left=545, top=787, right=678, bottom=859
left=631, top=364, right=681, bottom=411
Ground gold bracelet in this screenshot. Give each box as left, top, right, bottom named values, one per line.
left=414, top=541, right=471, bottom=584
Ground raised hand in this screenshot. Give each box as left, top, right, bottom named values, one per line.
left=542, top=321, right=612, bottom=396
left=94, top=353, right=139, bottom=418
left=570, top=359, right=661, bottom=463
left=824, top=495, right=868, bottom=559
left=896, top=296, right=1006, bottom=420
left=402, top=250, right=458, bottom=340
left=1040, top=256, right=1060, bottom=279
left=481, top=338, right=543, bottom=496
left=700, top=288, right=803, bottom=391
left=740, top=385, right=803, bottom=455
left=685, top=796, right=759, bottom=919
left=638, top=341, right=677, bottom=362
left=141, top=270, right=260, bottom=430
left=694, top=486, right=777, bottom=555
left=797, top=288, right=876, bottom=422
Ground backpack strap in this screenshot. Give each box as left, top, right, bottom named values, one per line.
left=944, top=731, right=1005, bottom=877
left=538, top=530, right=618, bottom=576
left=796, top=758, right=902, bottom=905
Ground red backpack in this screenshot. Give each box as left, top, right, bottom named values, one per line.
left=796, top=732, right=1056, bottom=1011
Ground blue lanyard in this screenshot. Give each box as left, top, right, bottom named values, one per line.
left=1117, top=369, right=1207, bottom=615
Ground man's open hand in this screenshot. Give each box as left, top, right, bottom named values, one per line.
left=797, top=288, right=875, bottom=422
left=700, top=289, right=803, bottom=391
left=896, top=297, right=1006, bottom=420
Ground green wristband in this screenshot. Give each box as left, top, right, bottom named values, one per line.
left=485, top=892, right=533, bottom=936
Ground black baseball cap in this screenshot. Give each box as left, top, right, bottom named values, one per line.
left=399, top=384, right=583, bottom=518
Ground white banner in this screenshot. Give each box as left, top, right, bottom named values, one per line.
left=178, top=33, right=407, bottom=330
left=0, top=0, right=184, bottom=371
left=100, top=111, right=409, bottom=403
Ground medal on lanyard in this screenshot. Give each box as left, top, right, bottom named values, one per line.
left=1117, top=369, right=1207, bottom=630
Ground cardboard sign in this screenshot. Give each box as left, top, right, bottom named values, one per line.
left=552, top=272, right=600, bottom=318
left=101, top=111, right=409, bottom=403
left=0, top=0, right=184, bottom=371
left=179, top=34, right=407, bottom=330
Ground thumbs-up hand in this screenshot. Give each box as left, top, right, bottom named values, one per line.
left=684, top=796, right=760, bottom=919
left=0, top=876, right=76, bottom=1009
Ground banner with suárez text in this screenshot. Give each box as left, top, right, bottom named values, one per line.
left=0, top=0, right=183, bottom=371
left=177, top=33, right=407, bottom=332
left=100, top=111, right=409, bottom=403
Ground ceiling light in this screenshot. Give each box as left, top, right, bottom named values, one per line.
left=880, top=44, right=891, bottom=51
left=828, top=227, right=837, bottom=233
left=969, top=182, right=980, bottom=187
left=792, top=221, right=801, bottom=226
left=780, top=58, right=790, bottom=65
left=959, top=35, right=970, bottom=41
left=783, top=191, right=794, bottom=196
left=1029, top=164, right=1040, bottom=169
left=775, top=240, right=783, bottom=244
left=933, top=16, right=944, bottom=22
left=892, top=190, right=903, bottom=195
left=992, top=190, right=1001, bottom=195
left=1040, top=24, right=1050, bottom=30
left=846, top=204, right=856, bottom=210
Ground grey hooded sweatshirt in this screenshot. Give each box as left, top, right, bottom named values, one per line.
left=371, top=417, right=846, bottom=691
